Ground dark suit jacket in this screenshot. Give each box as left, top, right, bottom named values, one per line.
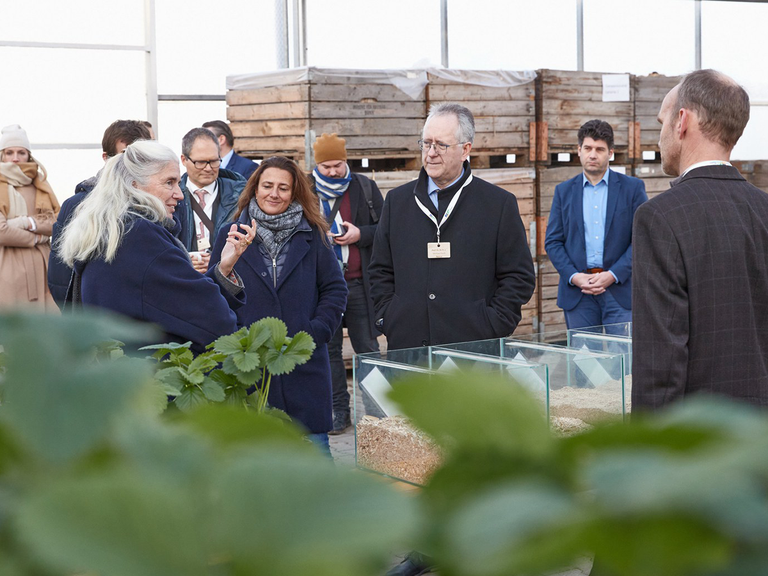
left=226, top=152, right=257, bottom=180
left=545, top=170, right=647, bottom=310
left=632, top=165, right=768, bottom=410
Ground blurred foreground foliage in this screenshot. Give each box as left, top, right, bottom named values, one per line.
left=1, top=311, right=768, bottom=575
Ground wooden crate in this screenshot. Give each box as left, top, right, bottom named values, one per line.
left=733, top=160, right=768, bottom=194
left=535, top=70, right=635, bottom=165
left=227, top=69, right=427, bottom=170
left=426, top=72, right=535, bottom=168
left=633, top=163, right=674, bottom=201
left=633, top=74, right=682, bottom=161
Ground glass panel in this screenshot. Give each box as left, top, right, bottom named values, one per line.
left=447, top=0, right=577, bottom=70
left=155, top=0, right=276, bottom=94
left=583, top=0, right=695, bottom=75
left=0, top=48, right=147, bottom=145
left=156, top=100, right=228, bottom=155
left=0, top=0, right=145, bottom=45
left=306, top=0, right=440, bottom=68
left=567, top=322, right=632, bottom=376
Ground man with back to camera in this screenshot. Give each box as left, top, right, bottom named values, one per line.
left=49, top=119, right=152, bottom=306
left=632, top=69, right=768, bottom=410
left=310, top=133, right=384, bottom=435
left=177, top=127, right=247, bottom=273
left=369, top=102, right=535, bottom=350
left=544, top=120, right=647, bottom=334
left=202, top=120, right=257, bottom=181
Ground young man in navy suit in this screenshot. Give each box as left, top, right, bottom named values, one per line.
left=545, top=120, right=647, bottom=331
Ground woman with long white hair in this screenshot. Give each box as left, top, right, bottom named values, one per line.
left=0, top=124, right=60, bottom=311
left=58, top=139, right=255, bottom=352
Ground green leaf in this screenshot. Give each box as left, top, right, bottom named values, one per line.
left=284, top=331, right=316, bottom=356
left=16, top=471, right=208, bottom=576
left=213, top=333, right=245, bottom=356
left=246, top=321, right=272, bottom=351
left=211, top=446, right=417, bottom=575
left=258, top=317, right=288, bottom=349
left=174, top=387, right=208, bottom=413
left=263, top=348, right=297, bottom=376
left=181, top=405, right=308, bottom=448
left=1, top=338, right=150, bottom=463
left=233, top=350, right=261, bottom=372
left=154, top=367, right=186, bottom=393
left=438, top=482, right=584, bottom=576
left=187, top=353, right=219, bottom=375
left=181, top=367, right=205, bottom=386
left=201, top=380, right=226, bottom=403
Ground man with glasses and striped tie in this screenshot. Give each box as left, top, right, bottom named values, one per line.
left=177, top=127, right=247, bottom=272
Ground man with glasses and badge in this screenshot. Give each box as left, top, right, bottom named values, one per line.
left=178, top=127, right=247, bottom=272
left=369, top=103, right=535, bottom=352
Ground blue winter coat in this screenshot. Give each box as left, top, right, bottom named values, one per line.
left=79, top=216, right=244, bottom=353
left=177, top=168, right=246, bottom=251
left=210, top=212, right=347, bottom=433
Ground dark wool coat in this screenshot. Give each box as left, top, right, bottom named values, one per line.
left=369, top=162, right=536, bottom=350
left=49, top=177, right=97, bottom=306
left=177, top=168, right=246, bottom=251
left=632, top=165, right=768, bottom=410
left=79, top=217, right=243, bottom=353
left=312, top=172, right=384, bottom=333
left=545, top=169, right=647, bottom=311
left=210, top=212, right=347, bottom=433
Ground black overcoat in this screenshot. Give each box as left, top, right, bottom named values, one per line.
left=369, top=163, right=536, bottom=350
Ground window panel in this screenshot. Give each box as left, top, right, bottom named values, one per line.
left=0, top=47, right=147, bottom=144
left=584, top=0, right=695, bottom=75
left=447, top=0, right=577, bottom=70
left=306, top=0, right=440, bottom=68
left=0, top=0, right=145, bottom=45
left=155, top=0, right=276, bottom=95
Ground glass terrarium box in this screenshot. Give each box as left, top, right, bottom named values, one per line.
left=353, top=336, right=626, bottom=485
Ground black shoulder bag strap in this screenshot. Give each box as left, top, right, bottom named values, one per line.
left=355, top=173, right=379, bottom=224
left=190, top=193, right=215, bottom=236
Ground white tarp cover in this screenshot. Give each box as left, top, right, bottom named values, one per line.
left=226, top=67, right=537, bottom=100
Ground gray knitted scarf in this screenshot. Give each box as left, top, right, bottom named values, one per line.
left=248, top=199, right=304, bottom=259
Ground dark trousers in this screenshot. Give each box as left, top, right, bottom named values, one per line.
left=328, top=278, right=380, bottom=414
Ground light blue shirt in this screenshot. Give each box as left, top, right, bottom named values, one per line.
left=583, top=170, right=609, bottom=268
left=427, top=168, right=465, bottom=209
left=220, top=149, right=234, bottom=170
left=568, top=169, right=618, bottom=285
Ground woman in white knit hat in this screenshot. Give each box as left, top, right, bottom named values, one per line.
left=0, top=124, right=60, bottom=311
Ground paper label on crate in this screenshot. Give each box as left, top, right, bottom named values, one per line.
left=437, top=357, right=460, bottom=373
left=573, top=345, right=614, bottom=387
left=359, top=367, right=403, bottom=417
left=507, top=352, right=546, bottom=392
left=602, top=74, right=630, bottom=102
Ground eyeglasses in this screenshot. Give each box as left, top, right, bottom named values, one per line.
left=187, top=157, right=222, bottom=169
left=418, top=140, right=466, bottom=154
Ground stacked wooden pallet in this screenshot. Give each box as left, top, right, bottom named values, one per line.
left=535, top=70, right=634, bottom=165
left=426, top=71, right=535, bottom=168
left=227, top=68, right=427, bottom=170
left=633, top=74, right=682, bottom=162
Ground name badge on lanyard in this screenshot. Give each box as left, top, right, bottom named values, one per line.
left=414, top=174, right=473, bottom=260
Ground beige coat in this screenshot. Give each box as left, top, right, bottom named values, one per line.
left=0, top=179, right=60, bottom=311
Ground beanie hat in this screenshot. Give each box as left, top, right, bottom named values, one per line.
left=313, top=133, right=347, bottom=164
left=0, top=124, right=31, bottom=152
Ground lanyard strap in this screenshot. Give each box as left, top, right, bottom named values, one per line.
left=414, top=174, right=473, bottom=243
